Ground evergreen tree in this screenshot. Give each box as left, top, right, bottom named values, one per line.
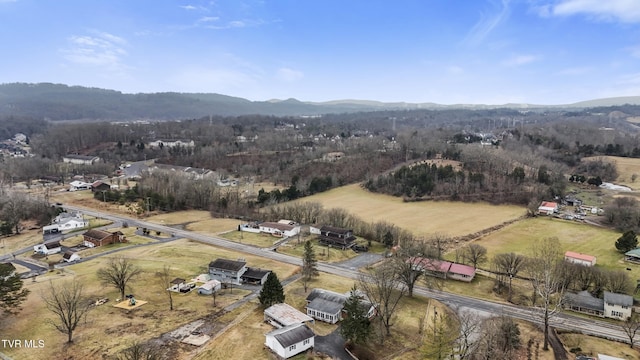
left=340, top=285, right=372, bottom=345
left=616, top=230, right=638, bottom=253
left=259, top=272, right=285, bottom=308
left=0, top=263, right=29, bottom=315
left=301, top=241, right=319, bottom=292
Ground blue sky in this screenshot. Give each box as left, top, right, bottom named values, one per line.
left=0, top=0, right=639, bottom=104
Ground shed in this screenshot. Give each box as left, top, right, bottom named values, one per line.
left=197, top=279, right=222, bottom=295
left=564, top=251, right=596, bottom=267
left=537, top=201, right=558, bottom=215
left=62, top=251, right=81, bottom=263
left=264, top=303, right=314, bottom=328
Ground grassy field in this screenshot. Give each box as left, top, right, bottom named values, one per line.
left=1, top=239, right=298, bottom=360
left=584, top=155, right=640, bottom=190
left=295, top=184, right=526, bottom=238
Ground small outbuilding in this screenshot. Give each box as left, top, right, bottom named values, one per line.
left=537, top=201, right=558, bottom=215
left=197, top=279, right=222, bottom=295
left=62, top=251, right=81, bottom=263
left=264, top=303, right=314, bottom=329
left=564, top=251, right=596, bottom=267
left=264, top=323, right=314, bottom=359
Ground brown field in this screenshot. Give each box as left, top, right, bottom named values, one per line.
left=583, top=155, right=640, bottom=190
left=296, top=184, right=526, bottom=238
left=1, top=239, right=298, bottom=360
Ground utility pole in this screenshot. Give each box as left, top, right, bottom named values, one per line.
left=146, top=197, right=150, bottom=217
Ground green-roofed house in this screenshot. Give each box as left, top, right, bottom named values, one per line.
left=624, top=248, right=640, bottom=263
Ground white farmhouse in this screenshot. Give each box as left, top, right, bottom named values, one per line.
left=604, top=291, right=633, bottom=320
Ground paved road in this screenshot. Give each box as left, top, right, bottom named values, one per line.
left=35, top=204, right=640, bottom=346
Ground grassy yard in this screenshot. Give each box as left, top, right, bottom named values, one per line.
left=221, top=230, right=283, bottom=248
left=1, top=239, right=298, bottom=360
left=277, top=238, right=363, bottom=263
left=295, top=184, right=526, bottom=238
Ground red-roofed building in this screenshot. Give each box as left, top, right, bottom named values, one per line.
left=538, top=201, right=558, bottom=215
left=564, top=251, right=596, bottom=267
left=409, top=257, right=476, bottom=282
left=447, top=263, right=476, bottom=282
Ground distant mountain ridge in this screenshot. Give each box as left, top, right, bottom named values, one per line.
left=0, top=82, right=639, bottom=121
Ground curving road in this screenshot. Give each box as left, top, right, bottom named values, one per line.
left=42, top=205, right=640, bottom=346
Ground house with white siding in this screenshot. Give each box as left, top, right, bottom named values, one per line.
left=604, top=291, right=633, bottom=320
left=264, top=323, right=314, bottom=359
left=208, top=258, right=247, bottom=285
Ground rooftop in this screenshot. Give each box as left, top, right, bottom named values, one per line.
left=267, top=323, right=315, bottom=348
left=264, top=303, right=313, bottom=327
left=564, top=251, right=596, bottom=262
left=209, top=258, right=247, bottom=272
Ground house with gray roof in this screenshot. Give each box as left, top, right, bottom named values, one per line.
left=564, top=290, right=605, bottom=317
left=564, top=290, right=634, bottom=320
left=305, top=288, right=348, bottom=324
left=264, top=323, right=314, bottom=359
left=604, top=291, right=633, bottom=320
left=208, top=258, right=247, bottom=285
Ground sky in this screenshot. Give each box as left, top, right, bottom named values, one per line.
left=0, top=0, right=639, bottom=105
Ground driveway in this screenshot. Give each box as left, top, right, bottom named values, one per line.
left=314, top=327, right=352, bottom=360
left=334, top=253, right=383, bottom=270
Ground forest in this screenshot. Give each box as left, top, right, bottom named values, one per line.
left=1, top=101, right=640, bottom=230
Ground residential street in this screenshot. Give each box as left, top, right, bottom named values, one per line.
left=5, top=203, right=639, bottom=347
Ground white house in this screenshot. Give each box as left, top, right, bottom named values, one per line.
left=63, top=154, right=100, bottom=165
left=208, top=258, right=247, bottom=285
left=148, top=139, right=195, bottom=149
left=258, top=221, right=300, bottom=237
left=33, top=241, right=62, bottom=255
left=69, top=180, right=92, bottom=191
left=264, top=323, right=314, bottom=359
left=604, top=291, right=633, bottom=320
left=57, top=217, right=89, bottom=231
left=564, top=251, right=597, bottom=267
left=305, top=288, right=347, bottom=324
left=62, top=251, right=81, bottom=263
left=537, top=201, right=558, bottom=215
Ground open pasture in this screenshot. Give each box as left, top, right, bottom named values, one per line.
left=296, top=184, right=526, bottom=238
left=459, top=216, right=635, bottom=276
left=583, top=155, right=640, bottom=190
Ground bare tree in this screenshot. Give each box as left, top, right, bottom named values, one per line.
left=392, top=239, right=441, bottom=297
left=462, top=244, right=488, bottom=269
left=526, top=237, right=567, bottom=351
left=157, top=265, right=174, bottom=310
left=471, top=316, right=521, bottom=360
left=359, top=262, right=406, bottom=343
left=603, top=270, right=632, bottom=294
left=454, top=310, right=481, bottom=360
left=115, top=340, right=165, bottom=360
left=492, top=252, right=526, bottom=302
left=97, top=256, right=142, bottom=300
left=42, top=279, right=93, bottom=343
left=620, top=313, right=640, bottom=348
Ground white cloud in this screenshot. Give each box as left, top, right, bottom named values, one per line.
left=502, top=54, right=539, bottom=66
left=61, top=31, right=128, bottom=72
left=276, top=68, right=304, bottom=82
left=545, top=0, right=640, bottom=23
left=198, top=16, right=219, bottom=23
left=464, top=0, right=511, bottom=46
